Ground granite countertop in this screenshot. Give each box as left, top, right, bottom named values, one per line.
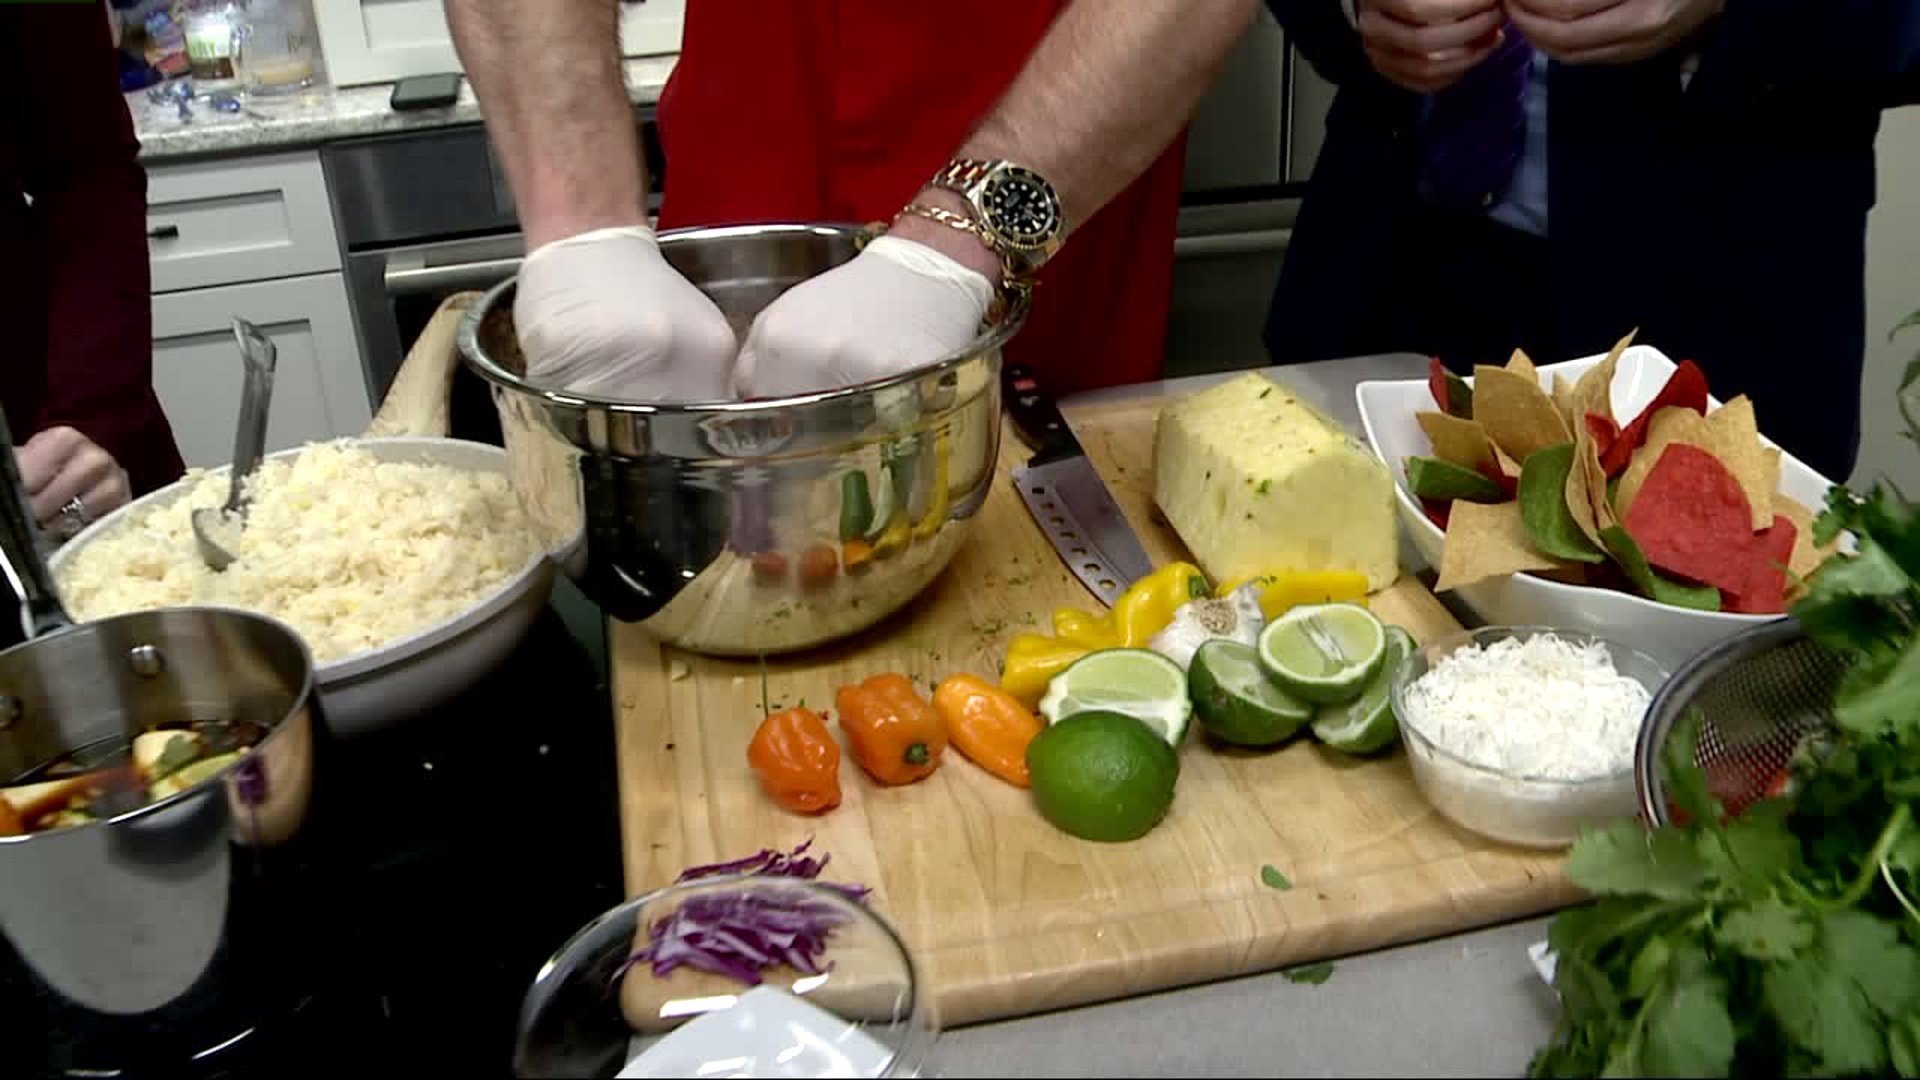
left=126, top=54, right=676, bottom=163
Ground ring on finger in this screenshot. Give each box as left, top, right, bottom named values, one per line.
left=58, top=495, right=93, bottom=539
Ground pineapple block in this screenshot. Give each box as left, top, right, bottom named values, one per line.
left=1153, top=372, right=1398, bottom=591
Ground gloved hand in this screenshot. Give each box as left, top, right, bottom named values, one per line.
left=513, top=225, right=738, bottom=402
left=731, top=235, right=996, bottom=399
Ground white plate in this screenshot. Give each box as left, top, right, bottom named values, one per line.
left=618, top=985, right=895, bottom=1079
left=1355, top=345, right=1837, bottom=670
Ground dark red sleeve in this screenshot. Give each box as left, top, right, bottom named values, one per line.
left=11, top=3, right=185, bottom=496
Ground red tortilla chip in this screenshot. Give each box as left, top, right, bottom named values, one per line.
left=1601, top=360, right=1710, bottom=476
left=1427, top=357, right=1450, bottom=413
left=1585, top=413, right=1620, bottom=460
left=1621, top=443, right=1755, bottom=594
left=1724, top=514, right=1797, bottom=615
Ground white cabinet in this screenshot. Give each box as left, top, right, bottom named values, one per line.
left=312, top=0, right=683, bottom=86
left=150, top=274, right=373, bottom=469
left=145, top=151, right=340, bottom=293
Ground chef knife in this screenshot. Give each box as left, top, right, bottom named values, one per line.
left=1003, top=363, right=1157, bottom=608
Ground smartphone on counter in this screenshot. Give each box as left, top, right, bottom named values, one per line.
left=390, top=73, right=462, bottom=111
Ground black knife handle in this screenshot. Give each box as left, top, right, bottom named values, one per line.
left=1003, top=363, right=1082, bottom=464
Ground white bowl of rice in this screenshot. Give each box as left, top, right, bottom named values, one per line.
left=48, top=436, right=555, bottom=737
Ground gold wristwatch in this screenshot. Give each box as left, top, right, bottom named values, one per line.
left=897, top=158, right=1067, bottom=279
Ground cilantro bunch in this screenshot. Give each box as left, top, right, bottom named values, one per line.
left=1530, top=313, right=1920, bottom=1079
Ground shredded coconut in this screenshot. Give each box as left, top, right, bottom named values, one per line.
left=1402, top=634, right=1650, bottom=780
left=54, top=441, right=538, bottom=665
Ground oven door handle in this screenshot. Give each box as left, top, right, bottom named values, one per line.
left=382, top=258, right=525, bottom=297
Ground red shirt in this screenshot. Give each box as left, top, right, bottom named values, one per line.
left=0, top=3, right=184, bottom=497
left=655, top=0, right=1186, bottom=397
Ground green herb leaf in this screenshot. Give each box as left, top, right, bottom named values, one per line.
left=1565, top=821, right=1709, bottom=900
left=1259, top=864, right=1292, bottom=891
left=1642, top=970, right=1736, bottom=1078
left=1823, top=910, right=1920, bottom=1018
left=1764, top=949, right=1886, bottom=1075
left=1283, top=961, right=1334, bottom=985
left=1715, top=896, right=1812, bottom=961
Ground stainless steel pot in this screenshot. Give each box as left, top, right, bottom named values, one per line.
left=457, top=223, right=1029, bottom=656
left=0, top=414, right=329, bottom=1076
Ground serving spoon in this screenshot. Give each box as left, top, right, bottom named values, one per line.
left=191, top=318, right=277, bottom=571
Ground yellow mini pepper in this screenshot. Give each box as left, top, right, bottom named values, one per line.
left=999, top=562, right=1206, bottom=705
left=1212, top=569, right=1370, bottom=620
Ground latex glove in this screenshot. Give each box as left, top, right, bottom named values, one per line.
left=513, top=225, right=737, bottom=402
left=16, top=426, right=130, bottom=538
left=731, top=235, right=996, bottom=399
left=1506, top=0, right=1723, bottom=65
left=1357, top=0, right=1505, bottom=92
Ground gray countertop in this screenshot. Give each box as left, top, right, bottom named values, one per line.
left=125, top=55, right=676, bottom=162
left=931, top=353, right=1561, bottom=1078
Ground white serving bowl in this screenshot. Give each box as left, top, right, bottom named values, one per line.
left=1356, top=345, right=1836, bottom=671
left=47, top=437, right=555, bottom=738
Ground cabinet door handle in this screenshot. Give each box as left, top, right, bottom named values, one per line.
left=147, top=224, right=180, bottom=240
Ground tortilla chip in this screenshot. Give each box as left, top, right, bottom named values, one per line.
left=1417, top=411, right=1496, bottom=472
left=1571, top=329, right=1637, bottom=423
left=1506, top=348, right=1538, bottom=382
left=1701, top=397, right=1774, bottom=531
left=1621, top=444, right=1756, bottom=595
left=1473, top=365, right=1572, bottom=464
left=1435, top=499, right=1573, bottom=593
left=1613, top=407, right=1712, bottom=519
left=1564, top=428, right=1606, bottom=548
left=1775, top=495, right=1840, bottom=582
left=1551, top=374, right=1580, bottom=432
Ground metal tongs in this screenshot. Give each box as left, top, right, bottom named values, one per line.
left=190, top=318, right=277, bottom=571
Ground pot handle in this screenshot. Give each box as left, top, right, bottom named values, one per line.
left=0, top=409, right=76, bottom=641
left=364, top=290, right=484, bottom=439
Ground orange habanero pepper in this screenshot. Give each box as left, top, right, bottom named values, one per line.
left=932, top=674, right=1043, bottom=788
left=747, top=707, right=842, bottom=815
left=835, top=673, right=947, bottom=786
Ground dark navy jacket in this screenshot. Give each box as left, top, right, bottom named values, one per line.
left=1265, top=1, right=1920, bottom=481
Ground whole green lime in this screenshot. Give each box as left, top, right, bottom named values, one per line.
left=1026, top=710, right=1180, bottom=842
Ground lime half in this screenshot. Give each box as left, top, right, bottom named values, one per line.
left=1038, top=648, right=1192, bottom=746
left=1311, top=626, right=1415, bottom=755
left=1190, top=639, right=1313, bottom=747
left=1256, top=603, right=1386, bottom=706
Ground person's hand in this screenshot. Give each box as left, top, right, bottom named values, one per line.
left=513, top=225, right=738, bottom=402
left=1358, top=0, right=1506, bottom=93
left=1506, top=0, right=1725, bottom=65
left=731, top=234, right=997, bottom=399
left=15, top=426, right=130, bottom=539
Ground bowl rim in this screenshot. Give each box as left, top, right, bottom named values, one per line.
left=1354, top=346, right=1838, bottom=626
left=47, top=435, right=550, bottom=680
left=457, top=221, right=1032, bottom=418
left=1391, top=624, right=1671, bottom=786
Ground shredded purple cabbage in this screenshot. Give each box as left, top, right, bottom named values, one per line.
left=613, top=840, right=870, bottom=989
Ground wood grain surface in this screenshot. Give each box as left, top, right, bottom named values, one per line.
left=610, top=391, right=1580, bottom=1030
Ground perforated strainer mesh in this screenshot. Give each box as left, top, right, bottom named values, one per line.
left=1636, top=620, right=1852, bottom=827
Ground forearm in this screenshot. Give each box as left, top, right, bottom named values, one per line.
left=444, top=0, right=646, bottom=248
left=955, top=0, right=1260, bottom=229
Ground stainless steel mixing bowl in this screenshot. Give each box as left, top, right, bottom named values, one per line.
left=457, top=223, right=1029, bottom=656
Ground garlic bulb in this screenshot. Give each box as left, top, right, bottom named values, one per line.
left=1148, top=583, right=1265, bottom=671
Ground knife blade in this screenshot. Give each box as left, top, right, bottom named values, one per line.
left=1003, top=363, right=1156, bottom=608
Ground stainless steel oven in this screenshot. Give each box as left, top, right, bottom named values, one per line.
left=1165, top=6, right=1335, bottom=378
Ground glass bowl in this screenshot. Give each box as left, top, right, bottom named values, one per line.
left=1389, top=625, right=1670, bottom=850
left=513, top=875, right=931, bottom=1078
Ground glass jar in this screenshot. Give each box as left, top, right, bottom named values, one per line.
left=234, top=0, right=322, bottom=96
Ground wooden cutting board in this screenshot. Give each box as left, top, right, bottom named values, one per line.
left=609, top=391, right=1580, bottom=1029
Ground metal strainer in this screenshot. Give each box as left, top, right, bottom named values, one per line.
left=1635, top=618, right=1852, bottom=827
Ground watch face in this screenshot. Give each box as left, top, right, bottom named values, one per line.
left=980, top=166, right=1061, bottom=249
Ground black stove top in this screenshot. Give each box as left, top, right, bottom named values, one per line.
left=99, top=610, right=626, bottom=1079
